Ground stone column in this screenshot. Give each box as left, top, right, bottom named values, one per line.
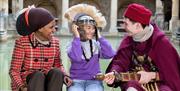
left=156, top=0, right=163, bottom=13
left=0, top=0, right=8, bottom=16
left=19, top=0, right=23, bottom=10
left=169, top=0, right=179, bottom=32
left=109, top=0, right=118, bottom=33
left=11, top=0, right=23, bottom=15
left=155, top=0, right=165, bottom=30
left=61, top=0, right=69, bottom=34
left=13, top=1, right=23, bottom=18
left=0, top=0, right=8, bottom=41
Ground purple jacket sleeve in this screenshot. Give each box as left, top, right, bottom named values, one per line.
left=67, top=37, right=83, bottom=62
left=98, top=37, right=115, bottom=59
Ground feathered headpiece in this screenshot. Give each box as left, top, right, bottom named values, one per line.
left=64, top=4, right=107, bottom=29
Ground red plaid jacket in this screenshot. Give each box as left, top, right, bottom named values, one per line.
left=9, top=34, right=65, bottom=91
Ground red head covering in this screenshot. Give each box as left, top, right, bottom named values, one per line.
left=123, top=3, right=152, bottom=25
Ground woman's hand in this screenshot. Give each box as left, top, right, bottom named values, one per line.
left=103, top=72, right=115, bottom=84
left=64, top=75, right=73, bottom=87
left=71, top=24, right=80, bottom=38
left=20, top=86, right=27, bottom=91
left=137, top=71, right=156, bottom=84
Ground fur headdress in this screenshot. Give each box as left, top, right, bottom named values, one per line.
left=64, top=4, right=107, bottom=29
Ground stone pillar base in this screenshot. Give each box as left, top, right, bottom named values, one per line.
left=169, top=17, right=179, bottom=32
left=0, top=33, right=8, bottom=41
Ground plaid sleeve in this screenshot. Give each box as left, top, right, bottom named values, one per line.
left=9, top=39, right=25, bottom=89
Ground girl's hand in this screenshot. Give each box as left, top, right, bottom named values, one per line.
left=103, top=72, right=115, bottom=84
left=71, top=24, right=80, bottom=38
left=97, top=29, right=102, bottom=39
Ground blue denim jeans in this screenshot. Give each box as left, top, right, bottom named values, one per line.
left=67, top=79, right=104, bottom=91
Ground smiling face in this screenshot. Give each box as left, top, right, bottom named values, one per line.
left=123, top=17, right=143, bottom=36
left=78, top=24, right=95, bottom=41
left=35, top=20, right=56, bottom=41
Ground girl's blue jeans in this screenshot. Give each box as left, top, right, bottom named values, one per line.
left=67, top=79, right=104, bottom=91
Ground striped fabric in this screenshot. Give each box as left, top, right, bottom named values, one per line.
left=9, top=33, right=65, bottom=91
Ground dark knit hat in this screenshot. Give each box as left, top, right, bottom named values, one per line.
left=123, top=3, right=152, bottom=25
left=16, top=8, right=54, bottom=36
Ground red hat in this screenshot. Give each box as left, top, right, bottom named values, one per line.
left=123, top=3, right=152, bottom=25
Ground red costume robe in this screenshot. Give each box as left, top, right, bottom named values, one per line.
left=106, top=23, right=180, bottom=91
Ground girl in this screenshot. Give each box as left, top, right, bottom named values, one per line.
left=9, top=6, right=72, bottom=91
left=64, top=4, right=115, bottom=91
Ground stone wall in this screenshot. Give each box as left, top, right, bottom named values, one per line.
left=24, top=0, right=62, bottom=26
left=117, top=0, right=156, bottom=19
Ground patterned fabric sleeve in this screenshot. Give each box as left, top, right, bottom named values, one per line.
left=9, top=39, right=25, bottom=89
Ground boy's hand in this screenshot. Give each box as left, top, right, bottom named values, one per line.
left=137, top=71, right=156, bottom=84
